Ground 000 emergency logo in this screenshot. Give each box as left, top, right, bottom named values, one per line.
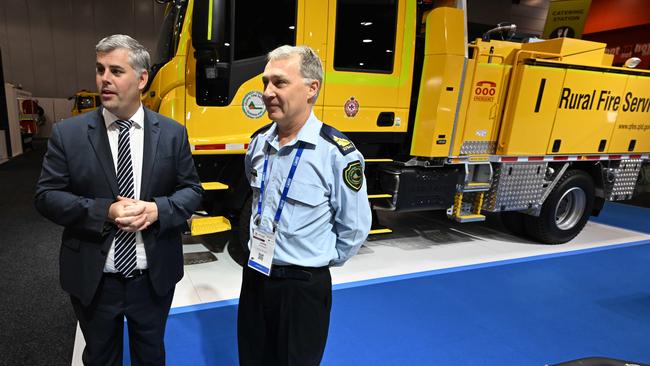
left=473, top=81, right=497, bottom=102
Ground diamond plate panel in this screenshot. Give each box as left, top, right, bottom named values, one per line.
left=484, top=162, right=547, bottom=212
left=606, top=159, right=643, bottom=201
left=460, top=140, right=496, bottom=155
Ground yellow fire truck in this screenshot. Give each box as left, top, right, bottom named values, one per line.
left=70, top=90, right=101, bottom=116
left=144, top=0, right=650, bottom=244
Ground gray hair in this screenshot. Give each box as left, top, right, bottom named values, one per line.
left=268, top=45, right=323, bottom=101
left=95, top=34, right=150, bottom=76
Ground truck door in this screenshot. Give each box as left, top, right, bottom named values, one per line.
left=188, top=0, right=298, bottom=148
left=319, top=0, right=415, bottom=134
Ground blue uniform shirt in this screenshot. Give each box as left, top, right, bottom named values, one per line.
left=245, top=112, right=371, bottom=267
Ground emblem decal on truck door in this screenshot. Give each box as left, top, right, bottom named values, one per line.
left=242, top=91, right=266, bottom=119
left=344, top=96, right=360, bottom=117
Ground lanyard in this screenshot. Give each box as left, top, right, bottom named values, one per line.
left=257, top=142, right=305, bottom=228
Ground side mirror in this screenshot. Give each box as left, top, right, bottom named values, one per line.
left=192, top=0, right=227, bottom=50
left=482, top=23, right=517, bottom=42
left=192, top=0, right=232, bottom=106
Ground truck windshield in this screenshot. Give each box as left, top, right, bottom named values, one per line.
left=232, top=0, right=296, bottom=61
left=153, top=0, right=187, bottom=67
left=192, top=0, right=297, bottom=106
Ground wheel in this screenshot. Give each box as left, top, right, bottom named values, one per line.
left=499, top=211, right=528, bottom=238
left=524, top=170, right=595, bottom=244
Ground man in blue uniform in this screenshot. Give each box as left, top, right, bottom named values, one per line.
left=238, top=45, right=372, bottom=365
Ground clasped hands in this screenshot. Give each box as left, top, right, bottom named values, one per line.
left=108, top=196, right=158, bottom=232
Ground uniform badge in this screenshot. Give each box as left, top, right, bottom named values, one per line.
left=343, top=161, right=363, bottom=192
left=332, top=135, right=353, bottom=151
left=344, top=96, right=359, bottom=117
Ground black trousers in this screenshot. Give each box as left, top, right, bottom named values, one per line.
left=71, top=272, right=174, bottom=366
left=237, top=265, right=332, bottom=366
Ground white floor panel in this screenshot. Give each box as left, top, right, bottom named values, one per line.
left=171, top=272, right=202, bottom=308
left=71, top=211, right=650, bottom=365
left=183, top=252, right=243, bottom=304
left=174, top=211, right=650, bottom=307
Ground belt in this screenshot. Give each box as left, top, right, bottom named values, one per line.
left=104, top=269, right=148, bottom=281
left=269, top=265, right=328, bottom=281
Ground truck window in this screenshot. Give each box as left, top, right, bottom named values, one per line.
left=152, top=0, right=187, bottom=67
left=334, top=0, right=398, bottom=73
left=233, top=0, right=297, bottom=61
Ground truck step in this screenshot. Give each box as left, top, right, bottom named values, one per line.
left=368, top=194, right=393, bottom=199
left=452, top=214, right=486, bottom=223
left=462, top=182, right=491, bottom=192
left=191, top=216, right=231, bottom=236
left=365, top=159, right=394, bottom=163
left=369, top=227, right=393, bottom=235
left=201, top=182, right=229, bottom=190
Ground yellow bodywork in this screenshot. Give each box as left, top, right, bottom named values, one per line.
left=609, top=75, right=650, bottom=153
left=145, top=0, right=650, bottom=161
left=142, top=0, right=650, bottom=236
left=71, top=91, right=101, bottom=116
left=143, top=0, right=650, bottom=164
left=146, top=0, right=416, bottom=155
left=190, top=216, right=231, bottom=236
left=410, top=7, right=465, bottom=157
left=497, top=39, right=650, bottom=156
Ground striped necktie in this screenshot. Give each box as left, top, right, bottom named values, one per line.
left=114, top=119, right=137, bottom=277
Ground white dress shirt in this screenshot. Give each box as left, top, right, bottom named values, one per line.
left=102, top=106, right=148, bottom=272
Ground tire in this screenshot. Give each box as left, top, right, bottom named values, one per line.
left=524, top=170, right=595, bottom=244
left=499, top=211, right=528, bottom=238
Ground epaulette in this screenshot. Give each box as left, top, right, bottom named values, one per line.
left=250, top=123, right=273, bottom=139
left=320, top=124, right=357, bottom=156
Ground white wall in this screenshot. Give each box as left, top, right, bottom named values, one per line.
left=0, top=0, right=166, bottom=98
left=34, top=97, right=74, bottom=138
left=4, top=82, right=27, bottom=157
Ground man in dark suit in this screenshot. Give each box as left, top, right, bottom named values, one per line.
left=35, top=34, right=202, bottom=365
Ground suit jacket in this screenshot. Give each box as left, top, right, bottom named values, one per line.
left=35, top=107, right=203, bottom=306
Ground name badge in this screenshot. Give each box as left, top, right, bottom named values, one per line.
left=248, top=227, right=276, bottom=276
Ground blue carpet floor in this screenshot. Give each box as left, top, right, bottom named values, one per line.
left=129, top=203, right=650, bottom=365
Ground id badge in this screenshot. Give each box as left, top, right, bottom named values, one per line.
left=248, top=227, right=276, bottom=276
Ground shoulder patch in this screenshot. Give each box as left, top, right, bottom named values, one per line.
left=250, top=123, right=273, bottom=139
left=320, top=124, right=357, bottom=155
left=343, top=161, right=363, bottom=192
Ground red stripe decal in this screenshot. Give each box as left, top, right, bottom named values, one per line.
left=195, top=144, right=226, bottom=150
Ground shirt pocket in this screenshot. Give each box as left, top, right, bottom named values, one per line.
left=284, top=180, right=329, bottom=236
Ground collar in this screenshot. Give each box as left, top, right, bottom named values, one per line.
left=103, top=105, right=145, bottom=129
left=264, top=111, right=322, bottom=149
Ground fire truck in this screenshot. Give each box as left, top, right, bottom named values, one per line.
left=143, top=0, right=650, bottom=244
left=70, top=90, right=101, bottom=116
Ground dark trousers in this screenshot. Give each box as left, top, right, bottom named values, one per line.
left=237, top=265, right=332, bottom=366
left=71, top=272, right=174, bottom=366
